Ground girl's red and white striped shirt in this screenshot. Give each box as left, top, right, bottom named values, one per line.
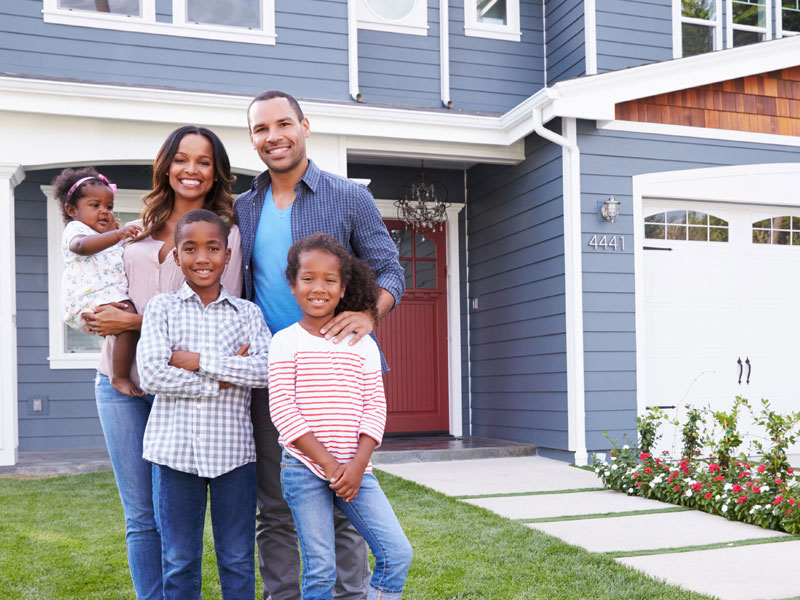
left=268, top=322, right=386, bottom=479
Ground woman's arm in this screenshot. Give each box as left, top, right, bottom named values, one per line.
left=82, top=303, right=142, bottom=337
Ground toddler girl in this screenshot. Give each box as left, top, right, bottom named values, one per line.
left=54, top=167, right=142, bottom=396
left=268, top=233, right=413, bottom=600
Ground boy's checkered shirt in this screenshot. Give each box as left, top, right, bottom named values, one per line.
left=137, top=283, right=271, bottom=478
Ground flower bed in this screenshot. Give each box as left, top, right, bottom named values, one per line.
left=593, top=397, right=800, bottom=534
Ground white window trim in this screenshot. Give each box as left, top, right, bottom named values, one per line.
left=464, top=0, right=521, bottom=42
left=357, top=0, right=429, bottom=36
left=44, top=185, right=143, bottom=370
left=42, top=0, right=276, bottom=45
left=673, top=0, right=723, bottom=59
left=777, top=0, right=800, bottom=37
left=726, top=0, right=771, bottom=48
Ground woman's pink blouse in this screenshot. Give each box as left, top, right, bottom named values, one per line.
left=97, top=223, right=243, bottom=383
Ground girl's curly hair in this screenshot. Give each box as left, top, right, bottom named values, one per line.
left=286, top=233, right=379, bottom=322
left=52, top=166, right=109, bottom=224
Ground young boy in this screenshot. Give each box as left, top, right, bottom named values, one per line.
left=137, top=208, right=271, bottom=600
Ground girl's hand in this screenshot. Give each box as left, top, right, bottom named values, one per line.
left=117, top=222, right=143, bottom=242
left=82, top=302, right=139, bottom=336
left=329, top=460, right=367, bottom=502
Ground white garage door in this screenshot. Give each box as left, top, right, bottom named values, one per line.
left=642, top=199, right=800, bottom=455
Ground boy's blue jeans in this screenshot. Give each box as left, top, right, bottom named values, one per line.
left=280, top=453, right=412, bottom=600
left=155, top=462, right=257, bottom=600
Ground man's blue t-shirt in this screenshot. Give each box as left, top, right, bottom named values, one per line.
left=252, top=186, right=302, bottom=334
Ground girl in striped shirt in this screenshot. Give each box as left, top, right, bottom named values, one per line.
left=268, top=233, right=412, bottom=600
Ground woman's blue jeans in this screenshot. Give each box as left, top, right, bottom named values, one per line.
left=280, top=454, right=412, bottom=600
left=95, top=373, right=163, bottom=600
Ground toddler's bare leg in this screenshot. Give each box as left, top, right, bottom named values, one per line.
left=108, top=301, right=144, bottom=397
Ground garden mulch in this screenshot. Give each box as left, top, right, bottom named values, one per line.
left=379, top=456, right=800, bottom=600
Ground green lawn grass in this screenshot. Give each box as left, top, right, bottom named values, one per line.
left=0, top=470, right=713, bottom=600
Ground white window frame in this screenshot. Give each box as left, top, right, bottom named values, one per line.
left=726, top=0, right=772, bottom=47
left=673, top=0, right=723, bottom=58
left=357, top=0, right=429, bottom=36
left=42, top=0, right=276, bottom=45
left=44, top=185, right=143, bottom=370
left=464, top=0, right=521, bottom=42
left=777, top=0, right=800, bottom=36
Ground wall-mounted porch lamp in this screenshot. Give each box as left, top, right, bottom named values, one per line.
left=600, top=196, right=621, bottom=223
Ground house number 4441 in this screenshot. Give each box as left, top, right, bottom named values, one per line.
left=588, top=235, right=625, bottom=251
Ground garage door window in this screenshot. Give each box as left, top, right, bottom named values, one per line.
left=645, top=210, right=729, bottom=242
left=752, top=216, right=800, bottom=245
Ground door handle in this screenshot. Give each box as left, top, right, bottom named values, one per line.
left=737, top=357, right=743, bottom=384
left=745, top=357, right=751, bottom=385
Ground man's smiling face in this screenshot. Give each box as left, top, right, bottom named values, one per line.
left=248, top=97, right=310, bottom=175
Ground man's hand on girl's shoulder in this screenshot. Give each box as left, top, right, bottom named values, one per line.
left=320, top=310, right=374, bottom=345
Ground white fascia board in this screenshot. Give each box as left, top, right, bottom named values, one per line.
left=0, top=76, right=515, bottom=152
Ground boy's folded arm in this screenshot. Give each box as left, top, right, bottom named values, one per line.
left=198, top=304, right=272, bottom=387
left=136, top=297, right=219, bottom=399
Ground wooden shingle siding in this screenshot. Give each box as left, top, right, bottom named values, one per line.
left=616, top=67, right=800, bottom=136
left=545, top=0, right=585, bottom=85
left=596, top=0, right=672, bottom=73
left=577, top=122, right=800, bottom=451
left=466, top=133, right=568, bottom=449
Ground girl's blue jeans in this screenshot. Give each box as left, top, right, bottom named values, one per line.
left=280, top=453, right=412, bottom=600
left=95, top=373, right=163, bottom=600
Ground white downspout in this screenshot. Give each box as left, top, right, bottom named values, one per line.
left=348, top=0, right=362, bottom=102
left=530, top=109, right=588, bottom=466
left=440, top=0, right=452, bottom=108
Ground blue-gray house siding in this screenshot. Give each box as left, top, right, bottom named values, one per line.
left=577, top=121, right=800, bottom=451
left=545, top=0, right=585, bottom=85
left=2, top=0, right=545, bottom=114
left=466, top=131, right=568, bottom=450
left=595, top=0, right=672, bottom=73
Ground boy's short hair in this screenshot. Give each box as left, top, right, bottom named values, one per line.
left=174, top=209, right=228, bottom=248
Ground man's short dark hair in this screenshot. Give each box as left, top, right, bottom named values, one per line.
left=247, top=90, right=305, bottom=127
left=174, top=209, right=228, bottom=248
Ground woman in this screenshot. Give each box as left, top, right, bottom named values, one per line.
left=83, top=126, right=243, bottom=600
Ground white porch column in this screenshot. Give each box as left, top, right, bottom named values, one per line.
left=0, top=163, right=24, bottom=466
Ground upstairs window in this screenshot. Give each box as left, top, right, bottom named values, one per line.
left=43, top=0, right=276, bottom=45
left=464, top=0, right=521, bottom=41
left=357, top=0, right=429, bottom=36
left=778, top=0, right=800, bottom=35
left=727, top=0, right=771, bottom=47
left=679, top=0, right=722, bottom=56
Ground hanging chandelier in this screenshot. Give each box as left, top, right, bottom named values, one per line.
left=394, top=162, right=450, bottom=231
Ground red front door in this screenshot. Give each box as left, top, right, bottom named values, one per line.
left=377, top=220, right=449, bottom=433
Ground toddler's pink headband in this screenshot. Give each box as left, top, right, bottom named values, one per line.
left=66, top=174, right=117, bottom=203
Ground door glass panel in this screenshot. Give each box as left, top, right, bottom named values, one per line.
left=415, top=261, right=436, bottom=289
left=187, top=0, right=261, bottom=28
left=390, top=229, right=413, bottom=258
left=688, top=226, right=707, bottom=241
left=687, top=211, right=708, bottom=226
left=751, top=215, right=800, bottom=246
left=645, top=224, right=665, bottom=239
left=400, top=259, right=413, bottom=290
left=59, top=0, right=141, bottom=15
left=709, top=227, right=728, bottom=242
left=667, top=210, right=687, bottom=224
left=414, top=232, right=436, bottom=259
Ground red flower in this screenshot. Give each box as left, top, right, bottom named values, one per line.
left=774, top=496, right=784, bottom=505
left=737, top=496, right=747, bottom=504
left=776, top=478, right=783, bottom=485
left=674, top=485, right=680, bottom=491
left=644, top=467, right=652, bottom=474
left=709, top=463, right=720, bottom=472
left=788, top=510, right=793, bottom=515
left=705, top=492, right=712, bottom=499
left=753, top=487, right=761, bottom=494
left=732, top=484, right=742, bottom=492
left=680, top=461, right=688, bottom=470
left=637, top=482, right=642, bottom=487
left=757, top=464, right=766, bottom=473
left=789, top=468, right=794, bottom=475
left=640, top=452, right=650, bottom=461
left=692, top=483, right=703, bottom=491
left=790, top=499, right=797, bottom=506
left=714, top=475, right=725, bottom=482
left=745, top=481, right=752, bottom=487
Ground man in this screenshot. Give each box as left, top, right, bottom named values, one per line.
left=234, top=90, right=405, bottom=600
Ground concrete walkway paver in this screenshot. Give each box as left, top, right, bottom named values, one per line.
left=528, top=509, right=788, bottom=553
left=378, top=456, right=602, bottom=496
left=465, top=489, right=674, bottom=520
left=617, top=541, right=800, bottom=600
